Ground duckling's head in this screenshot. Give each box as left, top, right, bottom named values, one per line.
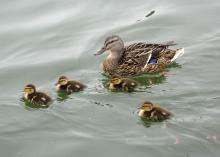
left=94, top=35, right=124, bottom=56
left=138, top=101, right=154, bottom=117
left=139, top=101, right=154, bottom=111
left=109, top=77, right=122, bottom=89
left=111, top=77, right=122, bottom=85
left=56, top=76, right=68, bottom=86
left=24, top=84, right=36, bottom=95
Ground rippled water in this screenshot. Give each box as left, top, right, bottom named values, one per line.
left=1, top=0, right=220, bottom=156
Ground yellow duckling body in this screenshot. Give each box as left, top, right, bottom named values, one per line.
left=55, top=76, right=86, bottom=94
left=23, top=84, right=52, bottom=106
left=138, top=101, right=171, bottom=121
left=108, top=77, right=138, bottom=92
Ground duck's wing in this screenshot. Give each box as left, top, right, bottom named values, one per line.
left=154, top=106, right=172, bottom=120
left=111, top=42, right=183, bottom=76
left=123, top=42, right=180, bottom=65
left=69, top=81, right=86, bottom=90
left=112, top=43, right=167, bottom=76
left=33, top=92, right=52, bottom=105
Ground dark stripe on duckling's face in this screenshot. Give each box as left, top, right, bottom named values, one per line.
left=139, top=102, right=154, bottom=111
left=56, top=76, right=68, bottom=86
left=57, top=79, right=68, bottom=86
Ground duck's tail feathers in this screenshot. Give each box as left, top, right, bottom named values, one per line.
left=161, top=41, right=177, bottom=46
left=171, top=48, right=184, bottom=62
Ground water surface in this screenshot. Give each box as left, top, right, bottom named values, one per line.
left=0, top=0, right=220, bottom=156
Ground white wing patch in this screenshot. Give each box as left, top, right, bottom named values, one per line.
left=75, top=84, right=81, bottom=89
left=67, top=84, right=72, bottom=92
left=150, top=110, right=156, bottom=118
left=171, top=48, right=184, bottom=62
left=31, top=95, right=37, bottom=103
left=143, top=53, right=152, bottom=69
left=41, top=97, right=46, bottom=101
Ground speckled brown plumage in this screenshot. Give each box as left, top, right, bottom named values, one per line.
left=95, top=36, right=184, bottom=77
left=107, top=43, right=177, bottom=77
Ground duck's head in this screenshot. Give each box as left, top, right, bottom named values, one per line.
left=94, top=35, right=124, bottom=56
left=55, top=76, right=68, bottom=86
left=138, top=101, right=154, bottom=111
left=109, top=77, right=122, bottom=89
left=24, top=84, right=36, bottom=95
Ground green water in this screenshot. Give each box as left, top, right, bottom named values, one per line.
left=0, top=0, right=220, bottom=156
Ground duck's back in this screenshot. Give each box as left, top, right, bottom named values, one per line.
left=28, top=92, right=52, bottom=104
left=113, top=43, right=168, bottom=76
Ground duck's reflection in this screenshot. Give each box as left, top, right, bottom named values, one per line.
left=56, top=92, right=70, bottom=102
left=21, top=97, right=50, bottom=110
left=103, top=72, right=166, bottom=92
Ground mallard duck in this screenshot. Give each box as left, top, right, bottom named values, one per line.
left=94, top=35, right=184, bottom=77
left=138, top=101, right=172, bottom=121
left=23, top=84, right=52, bottom=106
left=55, top=76, right=86, bottom=94
left=108, top=77, right=138, bottom=92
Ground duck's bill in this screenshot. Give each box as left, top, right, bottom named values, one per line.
left=94, top=47, right=106, bottom=56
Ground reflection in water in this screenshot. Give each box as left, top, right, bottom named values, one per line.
left=139, top=119, right=153, bottom=128
left=139, top=118, right=168, bottom=128
left=102, top=62, right=182, bottom=92
left=56, top=92, right=70, bottom=102
left=102, top=73, right=166, bottom=92
left=20, top=97, right=50, bottom=110
left=134, top=73, right=166, bottom=86
left=166, top=62, right=182, bottom=69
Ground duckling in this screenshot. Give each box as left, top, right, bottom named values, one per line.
left=23, top=84, right=52, bottom=106
left=138, top=101, right=171, bottom=121
left=55, top=76, right=86, bottom=94
left=108, top=77, right=138, bottom=92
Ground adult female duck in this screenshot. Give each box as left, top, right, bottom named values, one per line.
left=94, top=35, right=184, bottom=77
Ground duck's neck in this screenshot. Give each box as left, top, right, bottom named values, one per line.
left=104, top=50, right=123, bottom=72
